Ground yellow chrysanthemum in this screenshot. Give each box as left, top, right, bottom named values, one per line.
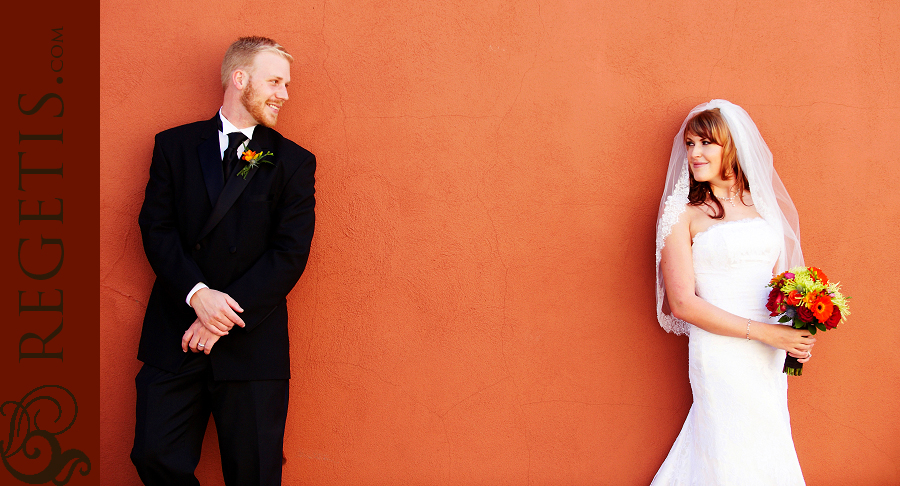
left=827, top=283, right=851, bottom=318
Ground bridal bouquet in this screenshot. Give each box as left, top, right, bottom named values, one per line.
left=766, top=266, right=850, bottom=376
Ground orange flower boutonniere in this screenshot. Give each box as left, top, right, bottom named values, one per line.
left=236, top=149, right=274, bottom=179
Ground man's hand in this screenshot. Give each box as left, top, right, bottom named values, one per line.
left=189, top=287, right=245, bottom=335
left=182, top=319, right=222, bottom=354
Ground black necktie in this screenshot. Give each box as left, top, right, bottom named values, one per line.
left=223, top=132, right=248, bottom=181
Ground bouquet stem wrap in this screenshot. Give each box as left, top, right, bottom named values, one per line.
left=783, top=354, right=803, bottom=376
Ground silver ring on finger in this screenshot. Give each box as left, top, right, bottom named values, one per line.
left=806, top=350, right=811, bottom=358
left=198, top=343, right=205, bottom=348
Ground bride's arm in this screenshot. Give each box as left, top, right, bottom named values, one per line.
left=661, top=211, right=815, bottom=359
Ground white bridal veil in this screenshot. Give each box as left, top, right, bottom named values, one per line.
left=654, top=100, right=804, bottom=335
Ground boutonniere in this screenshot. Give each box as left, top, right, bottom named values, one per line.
left=236, top=149, right=275, bottom=179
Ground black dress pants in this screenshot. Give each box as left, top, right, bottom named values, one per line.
left=131, top=352, right=289, bottom=486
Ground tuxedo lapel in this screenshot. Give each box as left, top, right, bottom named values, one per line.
left=195, top=125, right=275, bottom=243
left=198, top=115, right=224, bottom=206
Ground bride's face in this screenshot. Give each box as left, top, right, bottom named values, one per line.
left=685, top=133, right=724, bottom=183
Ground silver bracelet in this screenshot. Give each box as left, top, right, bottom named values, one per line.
left=746, top=318, right=752, bottom=340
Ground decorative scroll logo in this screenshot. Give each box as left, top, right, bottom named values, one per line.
left=1, top=385, right=90, bottom=484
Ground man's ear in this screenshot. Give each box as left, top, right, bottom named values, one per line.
left=231, top=69, right=247, bottom=91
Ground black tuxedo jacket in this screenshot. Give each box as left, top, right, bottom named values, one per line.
left=137, top=114, right=315, bottom=380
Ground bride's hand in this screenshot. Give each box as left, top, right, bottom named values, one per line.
left=756, top=322, right=815, bottom=359
left=791, top=350, right=813, bottom=363
left=789, top=342, right=814, bottom=363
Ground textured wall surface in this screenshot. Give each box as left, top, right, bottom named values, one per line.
left=101, top=1, right=900, bottom=484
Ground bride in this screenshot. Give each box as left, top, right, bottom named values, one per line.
left=652, top=100, right=812, bottom=485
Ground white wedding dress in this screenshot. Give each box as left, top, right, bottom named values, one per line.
left=651, top=218, right=805, bottom=485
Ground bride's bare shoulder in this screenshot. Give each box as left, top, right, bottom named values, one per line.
left=683, top=204, right=716, bottom=239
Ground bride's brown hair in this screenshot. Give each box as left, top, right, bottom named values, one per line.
left=685, top=108, right=750, bottom=219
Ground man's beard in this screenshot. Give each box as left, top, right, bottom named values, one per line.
left=240, top=79, right=278, bottom=128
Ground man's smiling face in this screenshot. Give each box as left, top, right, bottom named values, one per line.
left=240, top=51, right=290, bottom=128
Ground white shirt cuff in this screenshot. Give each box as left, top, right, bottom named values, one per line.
left=186, top=283, right=209, bottom=307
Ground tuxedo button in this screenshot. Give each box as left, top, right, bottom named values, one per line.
left=229, top=246, right=237, bottom=254
left=194, top=243, right=201, bottom=250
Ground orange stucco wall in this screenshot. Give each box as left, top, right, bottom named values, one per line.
left=101, top=1, right=900, bottom=484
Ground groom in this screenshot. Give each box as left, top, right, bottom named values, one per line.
left=131, top=36, right=315, bottom=485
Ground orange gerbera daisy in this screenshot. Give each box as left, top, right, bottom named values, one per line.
left=811, top=295, right=834, bottom=323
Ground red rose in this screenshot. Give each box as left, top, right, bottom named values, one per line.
left=796, top=305, right=815, bottom=323
left=824, top=306, right=842, bottom=330
left=786, top=290, right=803, bottom=306
left=766, top=289, right=785, bottom=315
